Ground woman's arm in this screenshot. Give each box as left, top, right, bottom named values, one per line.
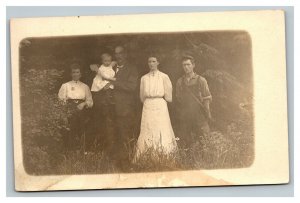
left=58, top=83, right=67, bottom=103
left=163, top=74, right=173, bottom=102
left=140, top=77, right=145, bottom=103
left=84, top=85, right=93, bottom=108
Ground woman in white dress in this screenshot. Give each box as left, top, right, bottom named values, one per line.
left=134, top=56, right=177, bottom=160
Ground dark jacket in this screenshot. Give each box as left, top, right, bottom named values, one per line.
left=113, top=63, right=139, bottom=116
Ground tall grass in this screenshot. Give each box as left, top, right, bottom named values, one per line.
left=51, top=125, right=253, bottom=174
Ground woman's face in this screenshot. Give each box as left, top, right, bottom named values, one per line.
left=148, top=57, right=159, bottom=71
left=71, top=68, right=81, bottom=81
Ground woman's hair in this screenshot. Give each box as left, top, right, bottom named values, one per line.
left=148, top=55, right=160, bottom=62
left=70, top=63, right=82, bottom=72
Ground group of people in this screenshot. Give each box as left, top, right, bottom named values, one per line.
left=58, top=45, right=212, bottom=170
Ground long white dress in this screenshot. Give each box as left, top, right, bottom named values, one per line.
left=134, top=70, right=177, bottom=160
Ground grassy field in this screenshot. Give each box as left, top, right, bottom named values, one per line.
left=43, top=126, right=254, bottom=175
left=24, top=120, right=254, bottom=175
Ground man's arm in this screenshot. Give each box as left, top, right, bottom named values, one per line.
left=199, top=77, right=212, bottom=119
left=200, top=77, right=212, bottom=102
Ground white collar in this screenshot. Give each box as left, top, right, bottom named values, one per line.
left=149, top=70, right=159, bottom=76
left=71, top=80, right=81, bottom=84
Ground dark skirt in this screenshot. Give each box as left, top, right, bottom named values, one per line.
left=62, top=99, right=90, bottom=151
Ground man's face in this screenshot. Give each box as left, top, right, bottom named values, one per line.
left=182, top=59, right=195, bottom=74
left=71, top=68, right=81, bottom=81
left=115, top=47, right=126, bottom=64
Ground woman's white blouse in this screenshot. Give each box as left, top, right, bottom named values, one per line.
left=58, top=80, right=93, bottom=107
left=140, top=70, right=173, bottom=103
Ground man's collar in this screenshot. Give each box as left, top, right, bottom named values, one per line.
left=184, top=72, right=198, bottom=79
left=117, top=61, right=127, bottom=68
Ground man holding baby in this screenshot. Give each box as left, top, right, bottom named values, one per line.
left=111, top=46, right=139, bottom=168
left=90, top=53, right=117, bottom=155
left=90, top=46, right=139, bottom=169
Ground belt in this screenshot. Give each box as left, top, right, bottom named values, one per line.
left=146, top=96, right=163, bottom=99
left=67, top=99, right=85, bottom=104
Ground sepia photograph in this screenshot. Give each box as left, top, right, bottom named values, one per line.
left=10, top=10, right=289, bottom=191
left=19, top=31, right=253, bottom=175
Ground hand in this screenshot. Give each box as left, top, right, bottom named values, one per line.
left=110, top=61, right=117, bottom=67
left=103, top=82, right=112, bottom=90
left=77, top=102, right=86, bottom=110
left=106, top=77, right=116, bottom=81
left=90, top=64, right=99, bottom=72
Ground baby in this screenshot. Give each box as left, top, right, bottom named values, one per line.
left=91, top=53, right=116, bottom=92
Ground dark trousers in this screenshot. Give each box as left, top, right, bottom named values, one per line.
left=178, top=108, right=210, bottom=149
left=98, top=104, right=116, bottom=153
left=89, top=90, right=116, bottom=153
left=113, top=106, right=137, bottom=169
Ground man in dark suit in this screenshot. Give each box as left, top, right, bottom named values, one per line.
left=107, top=46, right=139, bottom=170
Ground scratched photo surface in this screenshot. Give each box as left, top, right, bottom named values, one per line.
left=19, top=31, right=254, bottom=175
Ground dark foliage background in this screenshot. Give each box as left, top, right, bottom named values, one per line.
left=19, top=31, right=254, bottom=175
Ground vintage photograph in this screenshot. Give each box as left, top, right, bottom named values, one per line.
left=10, top=10, right=289, bottom=191
left=19, top=31, right=253, bottom=175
